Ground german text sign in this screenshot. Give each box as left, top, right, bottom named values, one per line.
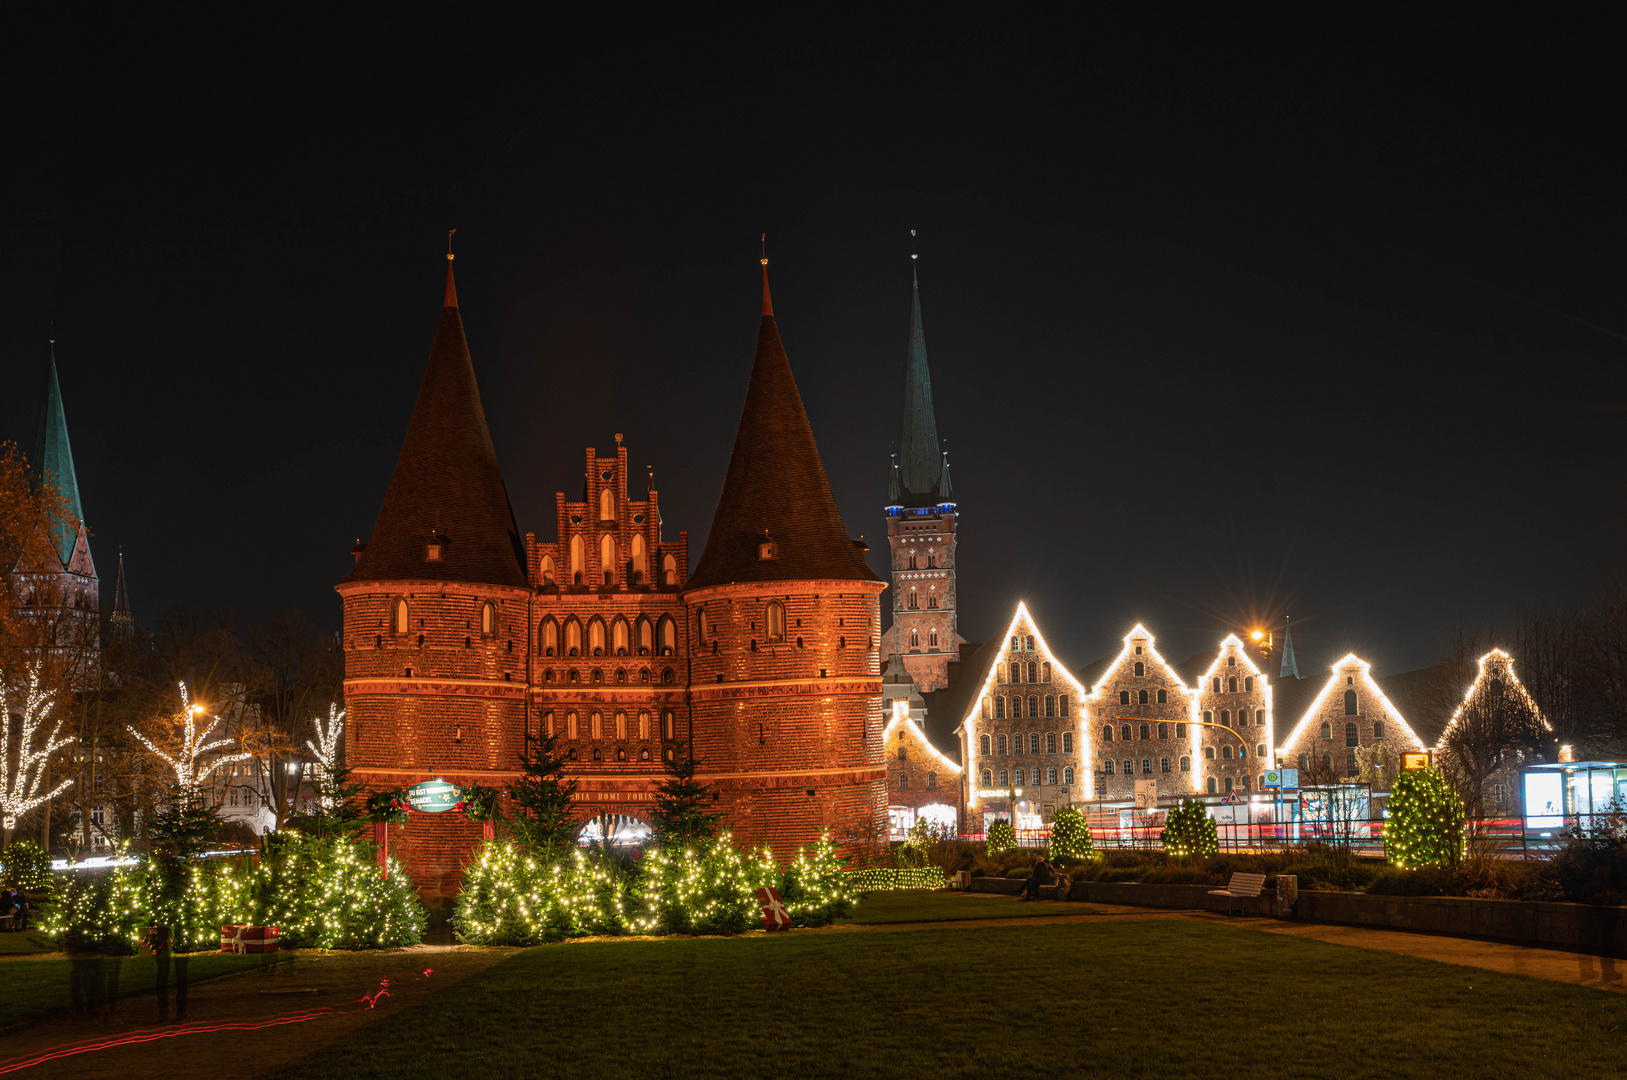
left=406, top=779, right=461, bottom=813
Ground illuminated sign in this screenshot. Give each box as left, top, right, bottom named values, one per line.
left=1400, top=752, right=1431, bottom=771
left=1524, top=770, right=1563, bottom=829
left=406, top=779, right=461, bottom=813
left=976, top=788, right=1022, bottom=799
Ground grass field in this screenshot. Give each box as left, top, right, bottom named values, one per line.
left=0, top=951, right=291, bottom=1027
left=840, top=889, right=1103, bottom=923
left=0, top=931, right=55, bottom=956
left=268, top=919, right=1624, bottom=1079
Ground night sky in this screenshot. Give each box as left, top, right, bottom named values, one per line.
left=5, top=21, right=1624, bottom=679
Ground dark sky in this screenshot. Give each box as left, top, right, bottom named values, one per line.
left=5, top=18, right=1624, bottom=679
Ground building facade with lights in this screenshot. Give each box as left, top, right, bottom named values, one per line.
left=1275, top=654, right=1427, bottom=785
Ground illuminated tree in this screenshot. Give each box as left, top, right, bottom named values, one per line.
left=0, top=663, right=74, bottom=847
left=1428, top=631, right=1546, bottom=823
left=128, top=683, right=250, bottom=799
left=1161, top=799, right=1218, bottom=857
left=1048, top=805, right=1094, bottom=860
left=647, top=741, right=723, bottom=847
left=507, top=729, right=580, bottom=858
left=307, top=704, right=344, bottom=811
left=1384, top=766, right=1465, bottom=869
left=986, top=818, right=1016, bottom=855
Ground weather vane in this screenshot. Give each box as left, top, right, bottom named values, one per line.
left=911, top=228, right=918, bottom=260
left=448, top=229, right=456, bottom=261
left=760, top=232, right=767, bottom=267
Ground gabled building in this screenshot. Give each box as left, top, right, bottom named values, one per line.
left=1191, top=635, right=1275, bottom=795
left=884, top=699, right=962, bottom=835
left=957, top=603, right=1089, bottom=831
left=1086, top=625, right=1197, bottom=802
left=1276, top=653, right=1428, bottom=782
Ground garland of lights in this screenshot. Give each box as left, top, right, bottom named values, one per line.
left=845, top=866, right=945, bottom=891
left=1048, top=805, right=1094, bottom=860
left=1161, top=799, right=1218, bottom=857
left=986, top=819, right=1017, bottom=855
left=0, top=839, right=51, bottom=890
left=1384, top=766, right=1465, bottom=869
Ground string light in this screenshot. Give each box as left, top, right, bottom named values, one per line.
left=127, top=683, right=251, bottom=798
left=1161, top=798, right=1218, bottom=856
left=0, top=662, right=75, bottom=833
left=1433, top=648, right=1551, bottom=752
left=883, top=700, right=963, bottom=776
left=1384, top=765, right=1465, bottom=868
left=1275, top=654, right=1428, bottom=762
left=1085, top=624, right=1202, bottom=793
left=306, top=705, right=345, bottom=811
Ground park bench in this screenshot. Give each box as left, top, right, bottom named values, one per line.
left=0, top=912, right=15, bottom=932
left=1208, top=872, right=1267, bottom=915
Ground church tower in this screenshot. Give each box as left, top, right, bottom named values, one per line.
left=337, top=253, right=531, bottom=904
left=884, top=262, right=958, bottom=692
left=683, top=255, right=888, bottom=854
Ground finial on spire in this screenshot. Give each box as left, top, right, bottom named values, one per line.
left=760, top=233, right=773, bottom=318
left=910, top=228, right=918, bottom=260
left=444, top=230, right=459, bottom=308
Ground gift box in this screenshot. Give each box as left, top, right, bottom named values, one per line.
left=220, top=924, right=280, bottom=954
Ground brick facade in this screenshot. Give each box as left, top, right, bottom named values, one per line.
left=1086, top=625, right=1198, bottom=802
left=1277, top=653, right=1426, bottom=781
left=885, top=505, right=958, bottom=691
left=884, top=701, right=961, bottom=826
left=1193, top=635, right=1275, bottom=795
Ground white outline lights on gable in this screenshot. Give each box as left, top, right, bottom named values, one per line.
left=1199, top=633, right=1274, bottom=778
left=1434, top=648, right=1551, bottom=753
left=1276, top=653, right=1427, bottom=757
left=1086, top=624, right=1201, bottom=793
left=885, top=698, right=963, bottom=777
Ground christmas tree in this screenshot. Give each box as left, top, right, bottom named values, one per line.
left=647, top=742, right=724, bottom=846
left=1384, top=766, right=1465, bottom=868
left=1161, top=799, right=1218, bottom=857
left=1049, top=805, right=1094, bottom=860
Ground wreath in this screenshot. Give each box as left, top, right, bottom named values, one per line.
left=364, top=786, right=411, bottom=825
left=457, top=782, right=500, bottom=823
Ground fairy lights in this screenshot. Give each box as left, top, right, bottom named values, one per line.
left=884, top=700, right=962, bottom=776
left=128, top=683, right=251, bottom=798
left=1384, top=765, right=1465, bottom=868
left=1433, top=648, right=1551, bottom=752
left=306, top=705, right=345, bottom=810
left=1275, top=654, right=1427, bottom=761
left=0, top=662, right=75, bottom=834
left=1085, top=624, right=1201, bottom=794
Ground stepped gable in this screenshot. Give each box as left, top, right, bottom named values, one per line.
left=686, top=263, right=881, bottom=591
left=344, top=259, right=527, bottom=589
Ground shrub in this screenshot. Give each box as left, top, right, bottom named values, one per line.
left=1, top=840, right=51, bottom=890
left=1049, top=806, right=1094, bottom=861
left=986, top=819, right=1017, bottom=856
left=256, top=834, right=425, bottom=949
left=1551, top=804, right=1627, bottom=906
left=454, top=842, right=630, bottom=944
left=846, top=867, right=945, bottom=891
left=1161, top=800, right=1218, bottom=857
left=1385, top=767, right=1465, bottom=869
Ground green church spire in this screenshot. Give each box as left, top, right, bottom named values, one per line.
left=897, top=264, right=943, bottom=502
left=1280, top=616, right=1301, bottom=680
left=34, top=341, right=85, bottom=566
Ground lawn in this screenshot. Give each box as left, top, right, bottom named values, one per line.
left=0, top=951, right=291, bottom=1027
left=268, top=920, right=1624, bottom=1079
left=0, top=931, right=56, bottom=956
left=841, top=889, right=1103, bottom=923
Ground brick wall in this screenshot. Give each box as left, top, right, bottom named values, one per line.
left=1194, top=636, right=1275, bottom=796
left=1087, top=627, right=1198, bottom=802
left=1279, top=655, right=1425, bottom=782
left=887, top=507, right=958, bottom=691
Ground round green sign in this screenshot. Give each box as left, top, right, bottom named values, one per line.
left=405, top=779, right=461, bottom=813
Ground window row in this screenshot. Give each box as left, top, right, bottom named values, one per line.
left=1200, top=743, right=1268, bottom=760
left=905, top=588, right=940, bottom=610
left=908, top=627, right=940, bottom=648
left=1103, top=757, right=1190, bottom=775
left=1207, top=675, right=1255, bottom=693
left=987, top=694, right=1070, bottom=719
left=1117, top=688, right=1170, bottom=705
left=980, top=732, right=1075, bottom=756
left=1202, top=709, right=1267, bottom=728
left=542, top=709, right=678, bottom=741
left=998, top=661, right=1052, bottom=684
left=541, top=615, right=677, bottom=658
left=540, top=667, right=678, bottom=685
left=1318, top=720, right=1384, bottom=744
left=980, top=766, right=1076, bottom=787
left=539, top=536, right=680, bottom=587
left=1103, top=722, right=1186, bottom=741
left=1296, top=752, right=1367, bottom=779
left=895, top=772, right=939, bottom=790
left=391, top=598, right=500, bottom=637
left=1010, top=635, right=1036, bottom=652
left=1205, top=775, right=1248, bottom=793
left=902, top=551, right=942, bottom=569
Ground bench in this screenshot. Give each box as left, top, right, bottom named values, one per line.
left=1208, top=872, right=1267, bottom=915
left=0, top=912, right=16, bottom=932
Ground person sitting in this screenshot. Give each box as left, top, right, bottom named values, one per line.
left=0, top=889, right=15, bottom=930
left=13, top=891, right=31, bottom=931
left=1019, top=857, right=1055, bottom=901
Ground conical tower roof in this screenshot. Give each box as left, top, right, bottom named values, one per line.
left=343, top=257, right=527, bottom=589
left=687, top=261, right=880, bottom=591
left=897, top=268, right=943, bottom=505
left=34, top=343, right=85, bottom=566
left=1280, top=616, right=1301, bottom=680
left=112, top=550, right=131, bottom=618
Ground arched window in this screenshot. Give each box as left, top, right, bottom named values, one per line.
left=908, top=588, right=918, bottom=609
left=590, top=712, right=603, bottom=739
left=637, top=618, right=653, bottom=655
left=1238, top=745, right=1246, bottom=758
left=479, top=602, right=496, bottom=636
left=1059, top=695, right=1070, bottom=717
left=1045, top=732, right=1056, bottom=753
left=1119, top=691, right=1131, bottom=705
left=1157, top=689, right=1167, bottom=704
left=662, top=553, right=677, bottom=586
left=1176, top=723, right=1185, bottom=737
left=640, top=668, right=650, bottom=683
left=540, top=619, right=558, bottom=657
left=1029, top=733, right=1040, bottom=754
left=996, top=666, right=1005, bottom=685
left=1103, top=724, right=1114, bottom=741
left=1104, top=760, right=1115, bottom=775
left=1322, top=753, right=1333, bottom=771
left=1298, top=753, right=1308, bottom=771
left=1255, top=709, right=1266, bottom=726
left=910, top=628, right=919, bottom=648
left=1244, top=677, right=1253, bottom=693
left=1220, top=710, right=1231, bottom=727
left=1204, top=710, right=1214, bottom=726
left=1224, top=776, right=1234, bottom=793
left=639, top=711, right=650, bottom=740
left=980, top=734, right=991, bottom=756
left=1045, top=696, right=1055, bottom=718
left=982, top=698, right=991, bottom=719
left=1373, top=720, right=1385, bottom=739
left=929, top=628, right=938, bottom=647
left=1042, top=662, right=1051, bottom=682
left=600, top=534, right=616, bottom=584
left=600, top=486, right=615, bottom=521
left=659, top=616, right=676, bottom=655
left=631, top=534, right=647, bottom=581
left=589, top=618, right=606, bottom=656
left=927, top=773, right=937, bottom=789
left=1062, top=733, right=1073, bottom=753
left=1161, top=757, right=1170, bottom=773
left=1025, top=635, right=1034, bottom=650
left=999, top=769, right=1009, bottom=786
left=1123, top=759, right=1134, bottom=775
left=1120, top=724, right=1131, bottom=741
left=567, top=711, right=579, bottom=739
left=543, top=711, right=555, bottom=736
left=1011, top=662, right=1021, bottom=683
left=898, top=773, right=909, bottom=790
left=612, top=618, right=630, bottom=655
left=393, top=598, right=409, bottom=635
left=1064, top=767, right=1075, bottom=784
left=1133, top=661, right=1145, bottom=678
left=615, top=711, right=627, bottom=740
left=1345, top=722, right=1358, bottom=747
left=1011, top=636, right=1020, bottom=651
left=661, top=711, right=676, bottom=740
left=570, top=534, right=585, bottom=582
left=981, top=769, right=992, bottom=786
left=1204, top=746, right=1215, bottom=760
left=1140, top=724, right=1150, bottom=741
left=541, top=554, right=555, bottom=586
left=995, top=697, right=1006, bottom=719
left=565, top=618, right=582, bottom=657
left=1047, top=767, right=1057, bottom=785
left=997, top=734, right=1007, bottom=755
left=1179, top=756, right=1190, bottom=772
left=1320, top=721, right=1331, bottom=740
left=1212, top=677, right=1222, bottom=692
left=1027, top=662, right=1037, bottom=682
left=1027, top=696, right=1038, bottom=718
left=1257, top=743, right=1267, bottom=759
left=766, top=600, right=785, bottom=642
left=1344, top=689, right=1358, bottom=716
left=1228, top=676, right=1238, bottom=693
left=1138, top=690, right=1148, bottom=705
left=1222, top=745, right=1233, bottom=760
left=662, top=667, right=675, bottom=684
left=1158, top=722, right=1168, bottom=740
left=615, top=668, right=627, bottom=684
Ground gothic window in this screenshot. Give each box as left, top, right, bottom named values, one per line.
left=980, top=734, right=991, bottom=756
left=1027, top=696, right=1038, bottom=718
left=1373, top=720, right=1385, bottom=739
left=910, top=628, right=919, bottom=647
left=662, top=667, right=675, bottom=683
left=1045, top=696, right=1055, bottom=718
left=592, top=747, right=603, bottom=762
left=631, top=534, right=647, bottom=581
left=565, top=618, right=582, bottom=657
left=1179, top=756, right=1190, bottom=772
left=928, top=594, right=938, bottom=609
left=1133, top=661, right=1144, bottom=678
left=591, top=668, right=604, bottom=684
left=766, top=600, right=786, bottom=642
left=567, top=711, right=579, bottom=739
left=1244, top=677, right=1253, bottom=693
left=616, top=748, right=626, bottom=761
left=995, top=697, right=1005, bottom=719
left=659, top=616, right=676, bottom=656
left=1322, top=753, right=1333, bottom=771
left=1027, top=662, right=1037, bottom=682
left=612, top=618, right=630, bottom=655
left=1059, top=694, right=1070, bottom=718
left=640, top=668, right=650, bottom=683
left=662, top=711, right=676, bottom=740
left=640, top=748, right=650, bottom=761
left=1228, top=676, right=1238, bottom=693
left=541, top=618, right=559, bottom=657
left=1161, top=757, right=1171, bottom=773
left=1344, top=690, right=1358, bottom=715
left=982, top=769, right=992, bottom=786
left=1138, top=690, right=1148, bottom=705
left=1140, top=724, right=1150, bottom=741
left=637, top=618, right=653, bottom=655
left=589, top=618, right=607, bottom=656
left=929, top=628, right=938, bottom=647
left=1102, top=724, right=1113, bottom=741
left=393, top=598, right=409, bottom=635
left=541, top=554, right=555, bottom=586
left=615, top=668, right=627, bottom=684
left=567, top=669, right=579, bottom=683
left=997, top=734, right=1007, bottom=755
left=638, top=711, right=650, bottom=740
left=1345, top=722, right=1359, bottom=747
left=662, top=553, right=677, bottom=586
left=570, top=534, right=585, bottom=582
left=543, top=669, right=555, bottom=683
left=909, top=588, right=918, bottom=609
left=600, top=535, right=616, bottom=585
left=1119, top=691, right=1130, bottom=705
left=1029, top=733, right=1040, bottom=753
left=600, top=486, right=615, bottom=520
left=1062, top=733, right=1073, bottom=753
left=615, top=711, right=627, bottom=740
left=1320, top=721, right=1332, bottom=740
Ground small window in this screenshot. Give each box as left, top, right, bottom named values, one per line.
left=567, top=711, right=579, bottom=739
left=999, top=769, right=1009, bottom=786
left=980, top=734, right=991, bottom=756
left=1345, top=722, right=1358, bottom=747
left=1104, top=759, right=1115, bottom=775
left=1047, top=767, right=1057, bottom=785
left=1119, top=690, right=1130, bottom=705
left=393, top=598, right=409, bottom=635
left=1120, top=724, right=1131, bottom=741
left=927, top=772, right=937, bottom=789
left=1102, top=725, right=1114, bottom=741
left=1179, top=756, right=1190, bottom=772
left=1224, top=776, right=1234, bottom=793
left=996, top=697, right=1006, bottom=719
left=1059, top=694, right=1070, bottom=717
left=1228, top=676, right=1238, bottom=693
left=1133, top=661, right=1145, bottom=678
left=1161, top=757, right=1170, bottom=773
left=1257, top=743, right=1267, bottom=758
left=1046, top=732, right=1056, bottom=754
left=639, top=711, right=650, bottom=740
left=1344, top=689, right=1358, bottom=716
left=1238, top=745, right=1247, bottom=758
left=766, top=600, right=786, bottom=642
left=1373, top=720, right=1385, bottom=739
left=1027, top=696, right=1038, bottom=718
left=1204, top=746, right=1215, bottom=760
left=1175, top=724, right=1185, bottom=738
left=1320, top=721, right=1331, bottom=740
left=1027, top=662, right=1037, bottom=682
left=1346, top=752, right=1359, bottom=778
left=1123, top=759, right=1133, bottom=775
left=1298, top=753, right=1308, bottom=771
left=1011, top=661, right=1022, bottom=683
left=982, top=769, right=992, bottom=786
left=997, top=734, right=1008, bottom=755
left=541, top=619, right=558, bottom=657
left=1043, top=662, right=1051, bottom=682
left=1256, top=709, right=1266, bottom=726
left=1222, top=745, right=1233, bottom=760
left=1244, top=677, right=1253, bottom=693
left=1156, top=689, right=1167, bottom=704
left=1212, top=677, right=1221, bottom=692
left=1029, top=733, right=1040, bottom=754
left=1062, top=732, right=1073, bottom=753
left=1045, top=695, right=1055, bottom=718
left=662, top=711, right=676, bottom=740
left=1220, top=710, right=1231, bottom=728
left=1138, top=690, right=1149, bottom=705
left=1064, top=767, right=1074, bottom=784
left=1207, top=776, right=1217, bottom=794
left=481, top=601, right=496, bottom=636
left=1139, top=723, right=1150, bottom=741
left=898, top=773, right=909, bottom=790
left=1204, top=711, right=1214, bottom=726
left=1025, top=636, right=1034, bottom=650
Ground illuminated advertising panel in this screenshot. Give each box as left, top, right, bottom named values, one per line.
left=1523, top=770, right=1564, bottom=829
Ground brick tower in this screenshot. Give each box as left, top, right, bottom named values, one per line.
left=337, top=254, right=530, bottom=904
left=683, top=258, right=888, bottom=854
left=883, top=264, right=958, bottom=692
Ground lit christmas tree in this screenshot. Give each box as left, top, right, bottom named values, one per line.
left=1049, top=805, right=1094, bottom=860
left=1161, top=799, right=1218, bottom=857
left=1384, top=766, right=1465, bottom=868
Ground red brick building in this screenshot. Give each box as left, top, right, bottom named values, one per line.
left=339, top=255, right=886, bottom=900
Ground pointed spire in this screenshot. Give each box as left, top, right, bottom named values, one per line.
left=344, top=253, right=526, bottom=588
left=111, top=550, right=133, bottom=630
left=444, top=230, right=459, bottom=308
left=1280, top=616, right=1301, bottom=680
left=937, top=452, right=953, bottom=502
left=897, top=253, right=943, bottom=503
left=886, top=454, right=901, bottom=506
left=760, top=234, right=772, bottom=317
left=686, top=255, right=881, bottom=591
left=34, top=340, right=85, bottom=566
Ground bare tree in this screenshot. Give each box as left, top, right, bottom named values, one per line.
left=240, top=609, right=342, bottom=829
left=1580, top=576, right=1627, bottom=757
left=1516, top=606, right=1600, bottom=759
left=0, top=662, right=74, bottom=847
left=1429, top=628, right=1546, bottom=824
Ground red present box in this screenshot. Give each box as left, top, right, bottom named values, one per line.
left=220, top=924, right=280, bottom=954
